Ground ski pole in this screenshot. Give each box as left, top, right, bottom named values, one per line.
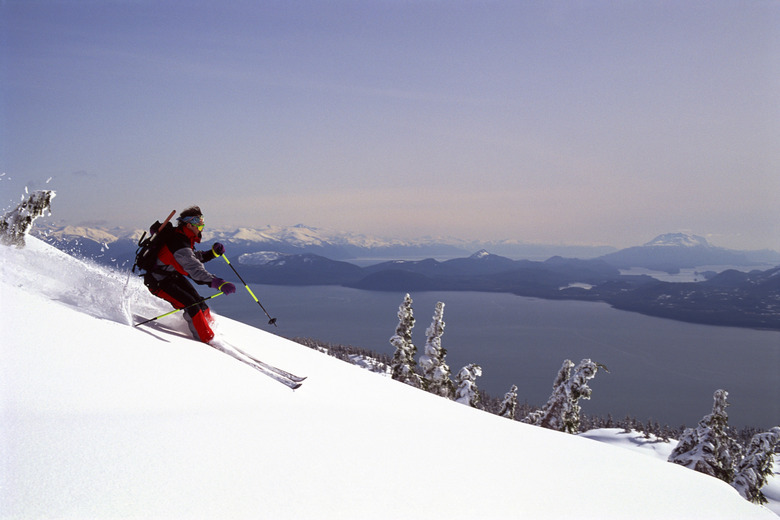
left=220, top=254, right=277, bottom=326
left=134, top=292, right=224, bottom=327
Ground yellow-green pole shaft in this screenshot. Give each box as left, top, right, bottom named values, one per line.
left=221, top=254, right=277, bottom=326
left=134, top=291, right=224, bottom=327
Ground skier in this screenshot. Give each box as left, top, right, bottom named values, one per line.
left=143, top=206, right=236, bottom=343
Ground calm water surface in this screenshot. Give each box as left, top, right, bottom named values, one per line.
left=209, top=284, right=780, bottom=429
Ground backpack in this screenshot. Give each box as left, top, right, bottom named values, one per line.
left=133, top=219, right=175, bottom=274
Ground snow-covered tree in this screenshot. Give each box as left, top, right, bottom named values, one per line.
left=454, top=364, right=482, bottom=408
left=523, top=358, right=606, bottom=434
left=668, top=389, right=741, bottom=483
left=418, top=301, right=454, bottom=398
left=732, top=427, right=780, bottom=504
left=0, top=190, right=55, bottom=247
left=389, top=293, right=422, bottom=388
left=498, top=385, right=518, bottom=419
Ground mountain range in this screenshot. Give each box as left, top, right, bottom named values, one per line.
left=32, top=224, right=780, bottom=330
left=32, top=223, right=780, bottom=268
left=33, top=221, right=621, bottom=263
left=230, top=247, right=780, bottom=330
left=600, top=233, right=779, bottom=273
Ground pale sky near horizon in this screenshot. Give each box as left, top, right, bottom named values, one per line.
left=2, top=1, right=778, bottom=250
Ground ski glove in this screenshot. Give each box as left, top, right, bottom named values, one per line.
left=211, top=242, right=225, bottom=256
left=210, top=277, right=236, bottom=295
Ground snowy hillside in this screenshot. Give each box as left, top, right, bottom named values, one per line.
left=1, top=236, right=777, bottom=519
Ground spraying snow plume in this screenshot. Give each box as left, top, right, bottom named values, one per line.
left=0, top=189, right=165, bottom=326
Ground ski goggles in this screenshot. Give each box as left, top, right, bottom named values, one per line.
left=181, top=215, right=205, bottom=230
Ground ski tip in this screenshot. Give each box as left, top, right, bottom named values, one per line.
left=291, top=382, right=303, bottom=391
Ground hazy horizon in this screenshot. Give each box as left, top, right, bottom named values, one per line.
left=27, top=212, right=780, bottom=254
left=3, top=1, right=778, bottom=251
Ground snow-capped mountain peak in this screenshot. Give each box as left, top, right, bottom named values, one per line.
left=206, top=224, right=404, bottom=249
left=238, top=251, right=288, bottom=265
left=644, top=233, right=711, bottom=248
left=36, top=224, right=122, bottom=243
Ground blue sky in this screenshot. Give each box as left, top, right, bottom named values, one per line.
left=2, top=1, right=778, bottom=250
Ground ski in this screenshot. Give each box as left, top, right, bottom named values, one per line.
left=133, top=317, right=306, bottom=389
left=229, top=344, right=307, bottom=383
left=209, top=340, right=304, bottom=390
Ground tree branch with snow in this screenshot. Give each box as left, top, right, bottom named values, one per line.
left=1, top=190, right=56, bottom=248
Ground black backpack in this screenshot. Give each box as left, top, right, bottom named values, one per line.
left=133, top=220, right=175, bottom=274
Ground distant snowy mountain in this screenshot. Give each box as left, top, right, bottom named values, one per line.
left=210, top=223, right=403, bottom=249
left=238, top=251, right=288, bottom=265
left=644, top=232, right=711, bottom=248
left=3, top=232, right=777, bottom=519
left=43, top=224, right=124, bottom=244
left=31, top=224, right=779, bottom=273
left=600, top=233, right=780, bottom=273
left=31, top=222, right=616, bottom=267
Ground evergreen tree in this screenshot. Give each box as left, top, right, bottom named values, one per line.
left=523, top=358, right=606, bottom=434
left=454, top=364, right=482, bottom=407
left=524, top=359, right=574, bottom=431
left=418, top=301, right=454, bottom=398
left=498, top=385, right=518, bottom=419
left=668, top=389, right=741, bottom=483
left=0, top=190, right=55, bottom=247
left=659, top=424, right=673, bottom=443
left=389, top=293, right=422, bottom=388
left=732, top=427, right=780, bottom=504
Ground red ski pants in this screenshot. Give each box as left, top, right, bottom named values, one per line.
left=145, top=272, right=215, bottom=343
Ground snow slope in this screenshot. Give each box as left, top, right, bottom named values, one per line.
left=1, top=237, right=777, bottom=519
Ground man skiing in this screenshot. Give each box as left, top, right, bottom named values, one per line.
left=143, top=206, right=236, bottom=343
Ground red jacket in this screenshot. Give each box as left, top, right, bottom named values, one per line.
left=154, top=225, right=217, bottom=285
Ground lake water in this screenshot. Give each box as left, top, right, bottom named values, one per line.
left=208, top=284, right=780, bottom=430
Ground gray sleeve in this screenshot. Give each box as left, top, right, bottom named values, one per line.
left=173, top=247, right=215, bottom=285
